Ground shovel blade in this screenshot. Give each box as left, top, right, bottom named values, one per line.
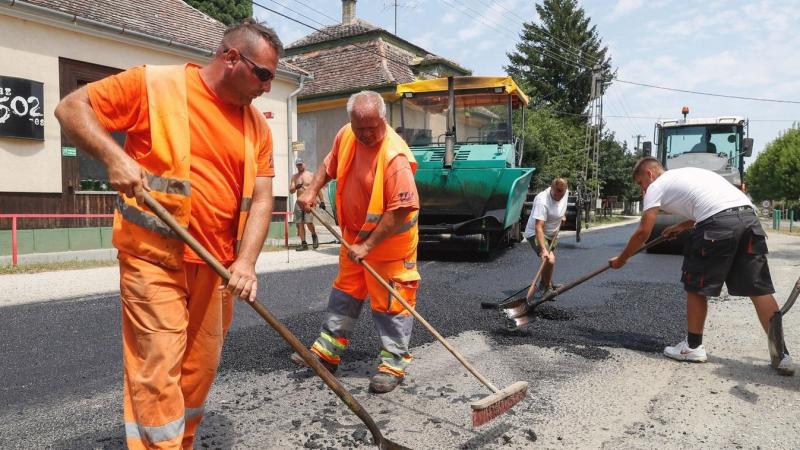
left=768, top=311, right=785, bottom=370
left=501, top=298, right=530, bottom=319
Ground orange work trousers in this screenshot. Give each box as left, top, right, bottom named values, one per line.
left=119, top=252, right=234, bottom=450
left=311, top=231, right=420, bottom=377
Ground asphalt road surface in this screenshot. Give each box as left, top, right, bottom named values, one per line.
left=1, top=221, right=798, bottom=449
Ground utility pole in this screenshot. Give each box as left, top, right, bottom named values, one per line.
left=633, top=134, right=645, bottom=156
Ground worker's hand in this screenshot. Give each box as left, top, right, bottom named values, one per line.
left=661, top=224, right=683, bottom=239
left=223, top=259, right=258, bottom=303
left=609, top=256, right=626, bottom=269
left=295, top=183, right=304, bottom=190
left=540, top=249, right=550, bottom=261
left=298, top=190, right=318, bottom=212
left=319, top=203, right=326, bottom=211
left=347, top=242, right=371, bottom=263
left=110, top=153, right=150, bottom=205
left=561, top=216, right=567, bottom=224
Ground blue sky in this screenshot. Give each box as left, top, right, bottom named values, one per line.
left=255, top=0, right=800, bottom=160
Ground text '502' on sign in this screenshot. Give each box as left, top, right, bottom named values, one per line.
left=0, top=76, right=44, bottom=141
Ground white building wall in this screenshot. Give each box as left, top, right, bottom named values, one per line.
left=0, top=12, right=298, bottom=196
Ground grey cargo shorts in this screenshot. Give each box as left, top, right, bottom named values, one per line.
left=681, top=207, right=774, bottom=297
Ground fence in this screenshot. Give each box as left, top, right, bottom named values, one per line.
left=773, top=209, right=795, bottom=232
left=1, top=211, right=292, bottom=267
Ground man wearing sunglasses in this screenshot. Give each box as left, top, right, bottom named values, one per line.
left=55, top=18, right=282, bottom=449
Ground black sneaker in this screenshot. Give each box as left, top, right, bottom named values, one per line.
left=295, top=241, right=308, bottom=251
left=290, top=352, right=338, bottom=374
left=311, top=234, right=319, bottom=249
left=368, top=372, right=403, bottom=393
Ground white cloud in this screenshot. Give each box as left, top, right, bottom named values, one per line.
left=442, top=12, right=458, bottom=24
left=609, top=0, right=644, bottom=19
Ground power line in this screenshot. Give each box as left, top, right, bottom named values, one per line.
left=252, top=1, right=421, bottom=71
left=439, top=0, right=590, bottom=72
left=473, top=0, right=601, bottom=68
left=614, top=78, right=800, bottom=105
left=290, top=0, right=339, bottom=24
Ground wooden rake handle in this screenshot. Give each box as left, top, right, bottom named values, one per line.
left=141, top=192, right=396, bottom=449
left=309, top=208, right=501, bottom=393
left=525, top=228, right=561, bottom=301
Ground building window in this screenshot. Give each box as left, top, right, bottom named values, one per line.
left=58, top=58, right=123, bottom=193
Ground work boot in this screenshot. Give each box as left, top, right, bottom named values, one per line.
left=775, top=354, right=795, bottom=376
left=290, top=352, right=338, bottom=374
left=311, top=234, right=319, bottom=249
left=663, top=339, right=708, bottom=363
left=369, top=372, right=403, bottom=394
left=296, top=241, right=308, bottom=251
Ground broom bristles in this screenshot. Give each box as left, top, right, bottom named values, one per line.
left=470, top=381, right=528, bottom=427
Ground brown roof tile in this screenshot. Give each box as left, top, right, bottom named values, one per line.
left=20, top=0, right=306, bottom=75
left=287, top=19, right=379, bottom=49
left=284, top=38, right=418, bottom=98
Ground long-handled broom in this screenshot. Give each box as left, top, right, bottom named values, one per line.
left=142, top=192, right=408, bottom=450
left=310, top=209, right=527, bottom=427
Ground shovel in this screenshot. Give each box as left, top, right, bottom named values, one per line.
left=142, top=192, right=409, bottom=450
left=502, top=234, right=670, bottom=330
left=768, top=275, right=799, bottom=376
left=482, top=229, right=560, bottom=313
left=309, top=208, right=527, bottom=427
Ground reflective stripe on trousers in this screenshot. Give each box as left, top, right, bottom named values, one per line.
left=311, top=285, right=416, bottom=375
left=373, top=310, right=414, bottom=376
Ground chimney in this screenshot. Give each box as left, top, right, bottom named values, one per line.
left=342, top=0, right=356, bottom=24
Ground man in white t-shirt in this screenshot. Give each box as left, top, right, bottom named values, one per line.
left=523, top=178, right=569, bottom=295
left=609, top=157, right=793, bottom=376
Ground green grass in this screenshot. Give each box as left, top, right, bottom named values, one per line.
left=0, top=245, right=294, bottom=275
left=0, top=259, right=118, bottom=275
left=585, top=215, right=637, bottom=227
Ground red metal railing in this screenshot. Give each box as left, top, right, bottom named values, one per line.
left=1, top=211, right=291, bottom=267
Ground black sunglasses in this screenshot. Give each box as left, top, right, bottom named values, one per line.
left=224, top=48, right=274, bottom=82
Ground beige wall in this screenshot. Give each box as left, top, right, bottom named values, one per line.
left=0, top=12, right=298, bottom=197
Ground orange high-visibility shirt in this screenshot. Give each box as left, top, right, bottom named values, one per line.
left=87, top=65, right=274, bottom=265
left=324, top=127, right=419, bottom=232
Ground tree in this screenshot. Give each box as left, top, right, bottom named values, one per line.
left=506, top=0, right=613, bottom=116
left=598, top=132, right=638, bottom=201
left=184, top=0, right=251, bottom=25
left=747, top=125, right=800, bottom=202
left=516, top=107, right=586, bottom=191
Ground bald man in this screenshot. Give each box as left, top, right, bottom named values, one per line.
left=610, top=157, right=793, bottom=376
left=295, top=91, right=421, bottom=394
left=523, top=178, right=569, bottom=296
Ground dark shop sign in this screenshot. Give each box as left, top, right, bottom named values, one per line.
left=0, top=76, right=44, bottom=141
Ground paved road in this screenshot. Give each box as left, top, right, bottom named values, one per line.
left=1, top=222, right=797, bottom=449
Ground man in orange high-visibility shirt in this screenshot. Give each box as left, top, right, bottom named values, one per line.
left=294, top=91, right=421, bottom=394
left=55, top=19, right=281, bottom=449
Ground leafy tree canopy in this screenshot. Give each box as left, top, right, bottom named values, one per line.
left=747, top=125, right=800, bottom=202
left=506, top=0, right=613, bottom=116
left=185, top=0, right=251, bottom=26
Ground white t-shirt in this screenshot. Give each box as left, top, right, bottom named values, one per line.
left=523, top=187, right=569, bottom=239
left=642, top=167, right=753, bottom=222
